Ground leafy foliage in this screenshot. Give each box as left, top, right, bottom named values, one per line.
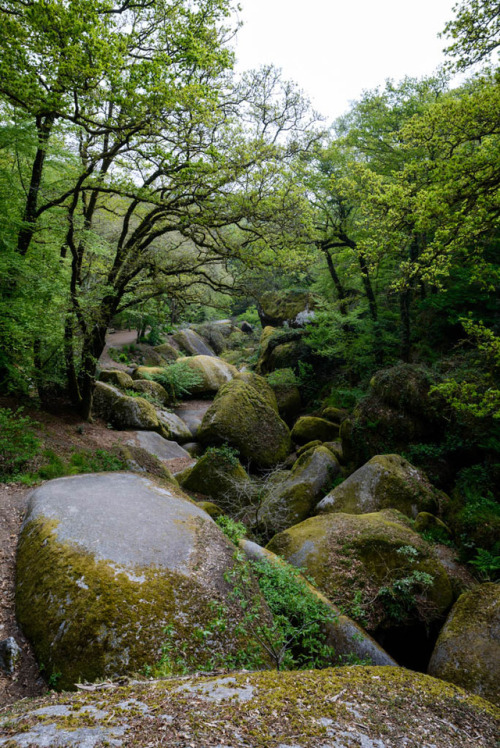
left=144, top=362, right=203, bottom=401
left=0, top=408, right=40, bottom=478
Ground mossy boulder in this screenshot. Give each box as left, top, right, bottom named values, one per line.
left=198, top=379, right=291, bottom=469
left=296, top=439, right=323, bottom=457
left=268, top=340, right=309, bottom=371
left=270, top=384, right=301, bottom=425
left=291, top=416, right=339, bottom=445
left=428, top=583, right=500, bottom=705
left=92, top=382, right=167, bottom=436
left=258, top=289, right=316, bottom=328
left=130, top=378, right=171, bottom=406
left=173, top=328, right=215, bottom=357
left=315, top=454, right=447, bottom=519
left=234, top=371, right=279, bottom=412
left=156, top=409, right=192, bottom=443
left=197, top=500, right=225, bottom=519
left=2, top=667, right=498, bottom=748
left=341, top=364, right=448, bottom=474
left=176, top=355, right=237, bottom=396
left=15, top=473, right=259, bottom=690
left=321, top=406, right=348, bottom=425
left=414, top=511, right=452, bottom=539
left=180, top=451, right=250, bottom=511
left=153, top=342, right=181, bottom=361
left=258, top=446, right=341, bottom=533
left=255, top=327, right=307, bottom=375
left=267, top=509, right=454, bottom=642
left=99, top=369, right=134, bottom=389
left=131, top=365, right=165, bottom=381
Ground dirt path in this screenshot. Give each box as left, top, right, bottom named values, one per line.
left=99, top=328, right=138, bottom=371
left=0, top=484, right=46, bottom=708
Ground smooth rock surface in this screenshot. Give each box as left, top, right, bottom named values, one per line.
left=173, top=328, right=215, bottom=357
left=176, top=355, right=237, bottom=396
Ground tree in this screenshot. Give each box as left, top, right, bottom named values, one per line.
left=442, top=0, right=500, bottom=69
left=0, top=1, right=319, bottom=415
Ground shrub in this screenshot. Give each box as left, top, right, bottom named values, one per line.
left=144, top=362, right=203, bottom=401
left=0, top=408, right=40, bottom=479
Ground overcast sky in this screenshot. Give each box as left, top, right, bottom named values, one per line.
left=233, top=0, right=458, bottom=123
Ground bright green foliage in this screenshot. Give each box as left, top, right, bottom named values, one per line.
left=469, top=548, right=500, bottom=581
left=248, top=559, right=336, bottom=670
left=442, top=0, right=500, bottom=69
left=0, top=408, right=40, bottom=477
left=144, top=362, right=203, bottom=401
left=431, top=319, right=500, bottom=420
left=204, top=444, right=241, bottom=468
left=266, top=368, right=299, bottom=387
left=215, top=515, right=248, bottom=545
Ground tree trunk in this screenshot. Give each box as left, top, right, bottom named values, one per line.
left=17, top=114, right=55, bottom=256
left=322, top=247, right=348, bottom=315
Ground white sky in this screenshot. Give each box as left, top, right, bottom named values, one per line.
left=233, top=0, right=458, bottom=123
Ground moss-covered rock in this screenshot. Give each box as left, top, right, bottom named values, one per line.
left=291, top=416, right=339, bottom=445
left=267, top=509, right=454, bottom=638
left=428, top=583, right=500, bottom=705
left=270, top=384, right=301, bottom=425
left=235, top=371, right=279, bottom=412
left=156, top=409, right=192, bottom=443
left=131, top=365, right=165, bottom=381
left=15, top=473, right=261, bottom=690
left=258, top=289, right=317, bottom=328
left=92, top=382, right=167, bottom=436
left=173, top=328, right=215, bottom=357
left=198, top=379, right=291, bottom=469
left=180, top=451, right=250, bottom=511
left=258, top=446, right=341, bottom=533
left=296, top=440, right=323, bottom=457
left=176, top=355, right=237, bottom=396
left=153, top=342, right=181, bottom=361
left=414, top=511, right=452, bottom=539
left=255, top=327, right=307, bottom=375
left=323, top=440, right=345, bottom=464
left=341, top=364, right=448, bottom=474
left=197, top=500, right=225, bottom=519
left=130, top=378, right=171, bottom=406
left=315, top=454, right=447, bottom=519
left=321, top=406, right=348, bottom=425
left=99, top=369, right=134, bottom=389
left=2, top=667, right=498, bottom=748
left=119, top=443, right=180, bottom=486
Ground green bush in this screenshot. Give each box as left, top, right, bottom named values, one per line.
left=0, top=408, right=40, bottom=479
left=205, top=444, right=240, bottom=468
left=144, top=362, right=203, bottom=401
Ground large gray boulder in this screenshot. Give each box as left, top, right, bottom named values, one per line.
left=156, top=409, right=192, bottom=442
left=198, top=378, right=292, bottom=469
left=315, top=454, right=445, bottom=519
left=3, top=667, right=497, bottom=747
left=176, top=355, right=237, bottom=396
left=15, top=473, right=258, bottom=690
left=428, top=583, right=500, bottom=705
left=173, top=328, right=215, bottom=357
